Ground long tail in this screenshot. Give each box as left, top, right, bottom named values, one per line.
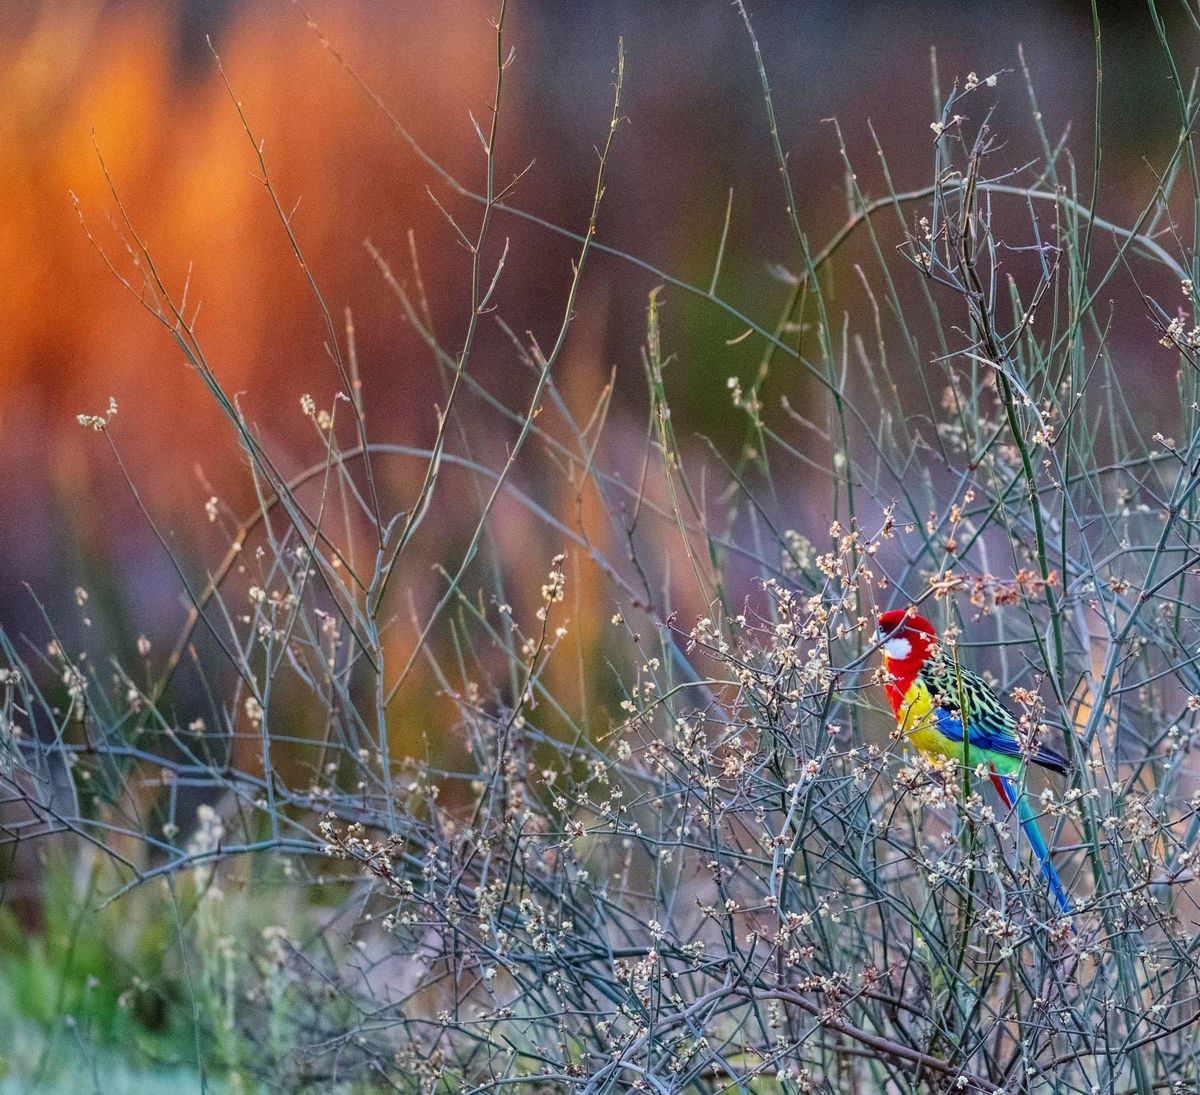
left=989, top=769, right=1073, bottom=922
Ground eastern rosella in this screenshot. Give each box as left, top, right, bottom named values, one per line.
left=876, top=609, right=1073, bottom=918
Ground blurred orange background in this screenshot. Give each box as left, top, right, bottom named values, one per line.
left=0, top=0, right=1191, bottom=670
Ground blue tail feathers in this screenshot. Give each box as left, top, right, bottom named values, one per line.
left=990, top=771, right=1073, bottom=921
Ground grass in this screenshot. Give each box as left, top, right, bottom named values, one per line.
left=6, top=2, right=1200, bottom=1092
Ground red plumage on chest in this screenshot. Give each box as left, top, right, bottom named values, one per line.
left=876, top=609, right=938, bottom=721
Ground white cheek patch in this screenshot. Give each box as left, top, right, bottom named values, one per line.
left=883, top=636, right=913, bottom=660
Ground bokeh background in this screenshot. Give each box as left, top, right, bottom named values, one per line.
left=6, top=8, right=1200, bottom=1086
left=0, top=0, right=1193, bottom=671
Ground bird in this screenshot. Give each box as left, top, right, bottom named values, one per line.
left=875, top=608, right=1073, bottom=920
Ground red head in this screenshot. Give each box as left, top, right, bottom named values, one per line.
left=875, top=610, right=937, bottom=670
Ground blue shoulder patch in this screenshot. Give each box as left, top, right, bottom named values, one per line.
left=931, top=704, right=1022, bottom=758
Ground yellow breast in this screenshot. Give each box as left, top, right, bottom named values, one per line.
left=898, top=680, right=965, bottom=763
